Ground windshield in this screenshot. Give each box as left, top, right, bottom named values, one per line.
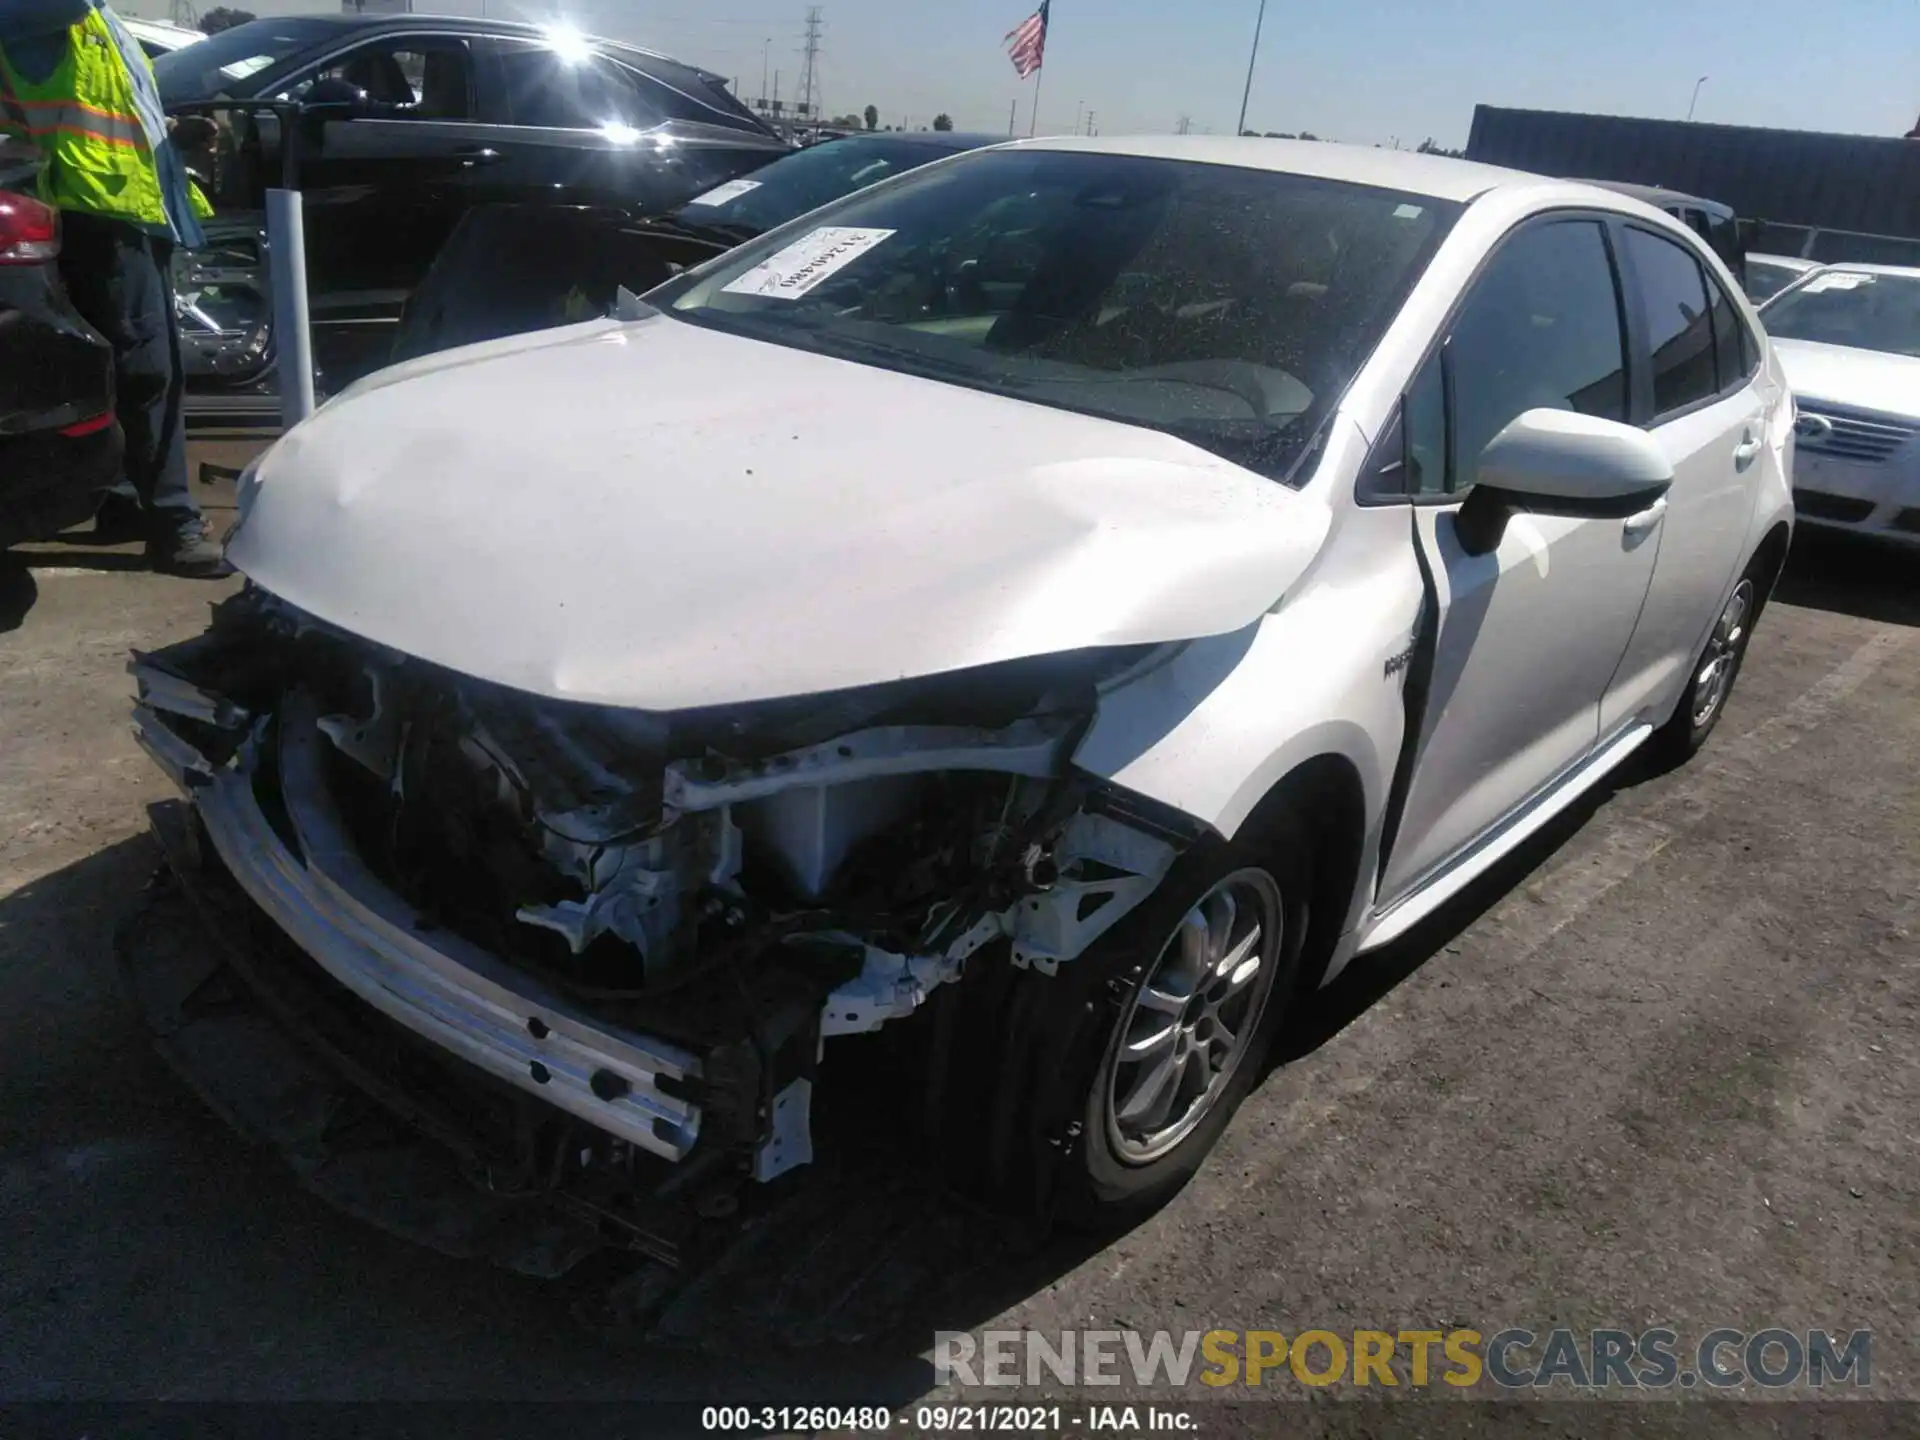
left=1763, top=270, right=1920, bottom=359
left=656, top=149, right=1459, bottom=483
left=669, top=136, right=977, bottom=238
left=1744, top=257, right=1805, bottom=305
left=154, top=18, right=346, bottom=103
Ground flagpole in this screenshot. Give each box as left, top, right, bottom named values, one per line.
left=1029, top=64, right=1044, bottom=136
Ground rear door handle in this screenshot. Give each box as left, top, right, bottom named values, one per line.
left=455, top=145, right=501, bottom=167
left=1733, top=429, right=1762, bottom=468
left=1623, top=497, right=1668, bottom=537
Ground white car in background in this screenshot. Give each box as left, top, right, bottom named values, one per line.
left=130, top=139, right=1793, bottom=1263
left=1744, top=252, right=1818, bottom=305
left=123, top=17, right=205, bottom=56
left=1761, top=263, right=1920, bottom=547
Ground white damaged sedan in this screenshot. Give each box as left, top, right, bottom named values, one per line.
left=131, top=137, right=1793, bottom=1262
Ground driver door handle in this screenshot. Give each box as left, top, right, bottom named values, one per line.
left=1733, top=429, right=1762, bottom=468
left=1623, top=497, right=1668, bottom=537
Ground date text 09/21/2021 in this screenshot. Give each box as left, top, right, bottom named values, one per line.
left=700, top=1406, right=1193, bottom=1433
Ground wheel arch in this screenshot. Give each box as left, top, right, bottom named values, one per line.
left=1750, top=519, right=1793, bottom=604
left=1232, top=751, right=1370, bottom=995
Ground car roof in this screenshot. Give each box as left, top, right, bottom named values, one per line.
left=1578, top=179, right=1734, bottom=216
left=1749, top=253, right=1816, bottom=268
left=124, top=17, right=204, bottom=44
left=204, top=14, right=731, bottom=81
left=273, top=12, right=709, bottom=68
left=1005, top=134, right=1555, bottom=203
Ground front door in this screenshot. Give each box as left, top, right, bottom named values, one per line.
left=1379, top=216, right=1661, bottom=904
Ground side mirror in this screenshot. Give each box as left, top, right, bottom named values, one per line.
left=1456, top=408, right=1673, bottom=556
left=300, top=77, right=370, bottom=118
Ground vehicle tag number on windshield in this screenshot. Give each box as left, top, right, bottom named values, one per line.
left=721, top=226, right=898, bottom=299
left=686, top=178, right=762, bottom=207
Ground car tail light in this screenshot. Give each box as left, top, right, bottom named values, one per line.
left=0, top=191, right=60, bottom=264
left=58, top=410, right=115, bottom=438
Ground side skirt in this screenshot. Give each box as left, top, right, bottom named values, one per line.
left=1356, top=721, right=1653, bottom=954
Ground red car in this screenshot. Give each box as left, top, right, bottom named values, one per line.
left=0, top=147, right=123, bottom=549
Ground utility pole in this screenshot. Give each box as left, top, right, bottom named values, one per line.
left=1085, top=110, right=1095, bottom=136
left=761, top=38, right=771, bottom=110
left=798, top=6, right=824, bottom=138
left=1176, top=114, right=1191, bottom=135
left=1235, top=0, right=1268, bottom=137
left=1074, top=100, right=1082, bottom=134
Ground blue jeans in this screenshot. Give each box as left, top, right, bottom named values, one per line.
left=57, top=212, right=200, bottom=535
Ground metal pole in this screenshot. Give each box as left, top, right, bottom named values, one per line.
left=1028, top=65, right=1043, bottom=136
left=1008, top=98, right=1017, bottom=136
left=1687, top=75, right=1708, bottom=121
left=761, top=39, right=770, bottom=108
left=1235, top=0, right=1268, bottom=137
left=265, top=188, right=315, bottom=428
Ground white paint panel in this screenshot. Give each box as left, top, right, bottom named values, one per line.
left=229, top=316, right=1330, bottom=711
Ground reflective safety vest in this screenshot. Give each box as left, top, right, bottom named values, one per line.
left=0, top=8, right=211, bottom=230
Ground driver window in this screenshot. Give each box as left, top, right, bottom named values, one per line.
left=279, top=39, right=475, bottom=120
left=1441, top=219, right=1628, bottom=493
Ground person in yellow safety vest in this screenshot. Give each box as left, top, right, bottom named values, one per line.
left=0, top=0, right=229, bottom=576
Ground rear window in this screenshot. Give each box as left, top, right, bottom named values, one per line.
left=1624, top=227, right=1718, bottom=416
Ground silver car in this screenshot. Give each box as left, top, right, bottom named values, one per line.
left=130, top=138, right=1793, bottom=1264
left=1761, top=263, right=1920, bottom=548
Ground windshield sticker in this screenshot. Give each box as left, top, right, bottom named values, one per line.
left=1393, top=203, right=1425, bottom=219
left=1802, top=272, right=1872, bottom=293
left=686, top=178, right=762, bottom=207
left=722, top=226, right=898, bottom=299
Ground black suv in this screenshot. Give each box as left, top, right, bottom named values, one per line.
left=155, top=15, right=791, bottom=417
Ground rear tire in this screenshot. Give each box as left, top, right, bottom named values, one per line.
left=1649, top=556, right=1766, bottom=766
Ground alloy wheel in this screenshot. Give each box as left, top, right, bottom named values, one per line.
left=1104, top=868, right=1284, bottom=1166
left=1691, top=579, right=1755, bottom=729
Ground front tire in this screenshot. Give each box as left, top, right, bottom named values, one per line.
left=1056, top=831, right=1309, bottom=1224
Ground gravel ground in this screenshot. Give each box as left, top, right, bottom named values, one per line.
left=0, top=458, right=1914, bottom=1426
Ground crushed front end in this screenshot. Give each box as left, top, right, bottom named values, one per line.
left=127, top=589, right=1202, bottom=1275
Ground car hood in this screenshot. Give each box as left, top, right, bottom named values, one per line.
left=229, top=316, right=1331, bottom=712
left=1771, top=338, right=1920, bottom=422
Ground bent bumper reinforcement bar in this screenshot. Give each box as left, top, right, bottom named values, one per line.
left=132, top=691, right=705, bottom=1163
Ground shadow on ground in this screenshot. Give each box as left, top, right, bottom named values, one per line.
left=1775, top=531, right=1919, bottom=627
left=0, top=560, right=37, bottom=633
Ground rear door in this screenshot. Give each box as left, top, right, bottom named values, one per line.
left=1377, top=215, right=1661, bottom=904
left=1600, top=225, right=1770, bottom=733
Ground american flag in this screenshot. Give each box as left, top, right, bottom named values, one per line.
left=1004, top=0, right=1049, bottom=79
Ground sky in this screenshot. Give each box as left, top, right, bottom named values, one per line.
left=130, top=0, right=1919, bottom=147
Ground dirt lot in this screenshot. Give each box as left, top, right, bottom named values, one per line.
left=1, top=446, right=1915, bottom=1417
